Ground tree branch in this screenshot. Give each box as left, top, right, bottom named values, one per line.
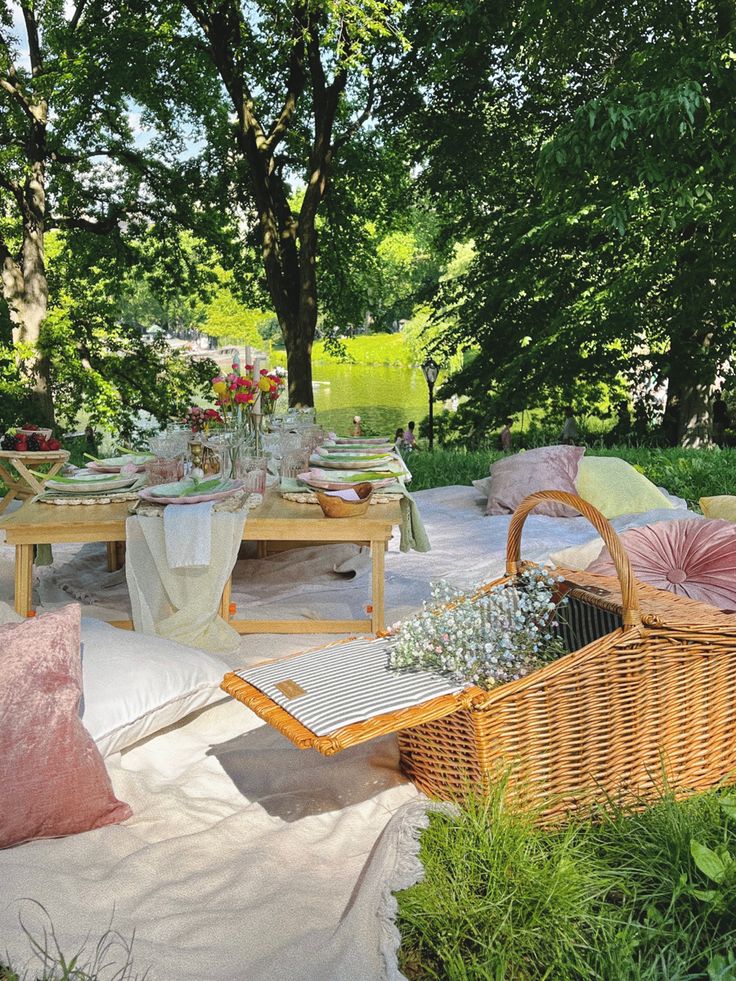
left=0, top=76, right=34, bottom=119
left=264, top=4, right=309, bottom=154
left=68, top=0, right=89, bottom=32
left=325, top=20, right=353, bottom=131
left=47, top=147, right=108, bottom=163
left=0, top=227, right=12, bottom=262
left=307, top=23, right=327, bottom=109
left=184, top=0, right=267, bottom=148
left=715, top=0, right=736, bottom=36
left=21, top=4, right=42, bottom=76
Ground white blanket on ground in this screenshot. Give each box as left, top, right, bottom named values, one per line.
left=125, top=510, right=246, bottom=654
left=0, top=700, right=419, bottom=981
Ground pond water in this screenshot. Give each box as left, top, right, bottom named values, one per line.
left=139, top=358, right=434, bottom=441
left=311, top=363, right=430, bottom=437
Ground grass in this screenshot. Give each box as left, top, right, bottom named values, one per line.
left=408, top=445, right=736, bottom=505
left=0, top=904, right=144, bottom=980
left=312, top=332, right=415, bottom=367
left=397, top=782, right=736, bottom=980
left=399, top=439, right=736, bottom=979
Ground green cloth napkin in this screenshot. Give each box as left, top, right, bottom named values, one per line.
left=279, top=478, right=430, bottom=553
left=394, top=482, right=431, bottom=554
left=35, top=543, right=53, bottom=566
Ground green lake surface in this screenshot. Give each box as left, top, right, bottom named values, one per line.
left=311, top=362, right=430, bottom=437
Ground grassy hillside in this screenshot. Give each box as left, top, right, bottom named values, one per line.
left=312, top=333, right=414, bottom=367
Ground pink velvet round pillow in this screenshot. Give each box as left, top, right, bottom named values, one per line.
left=0, top=604, right=132, bottom=848
left=587, top=518, right=736, bottom=611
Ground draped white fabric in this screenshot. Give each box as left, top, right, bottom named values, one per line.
left=125, top=509, right=246, bottom=653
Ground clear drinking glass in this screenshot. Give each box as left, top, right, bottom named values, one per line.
left=235, top=453, right=268, bottom=494
left=144, top=456, right=185, bottom=486
left=280, top=453, right=305, bottom=480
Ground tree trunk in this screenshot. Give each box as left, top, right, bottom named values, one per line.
left=0, top=5, right=54, bottom=426
left=281, top=310, right=315, bottom=407
left=184, top=1, right=356, bottom=411
left=661, top=329, right=715, bottom=447
left=2, top=232, right=54, bottom=426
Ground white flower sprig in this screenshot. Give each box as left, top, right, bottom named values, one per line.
left=387, top=568, right=568, bottom=690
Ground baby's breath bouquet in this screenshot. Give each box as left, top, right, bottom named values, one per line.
left=387, top=568, right=568, bottom=690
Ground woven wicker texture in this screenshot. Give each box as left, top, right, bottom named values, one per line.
left=223, top=491, right=736, bottom=819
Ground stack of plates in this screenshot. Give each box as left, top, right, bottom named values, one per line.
left=297, top=468, right=401, bottom=491
left=333, top=436, right=393, bottom=445
left=309, top=451, right=396, bottom=471
left=87, top=453, right=155, bottom=474
left=45, top=471, right=141, bottom=496
left=321, top=442, right=394, bottom=456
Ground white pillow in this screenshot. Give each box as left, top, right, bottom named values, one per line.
left=80, top=618, right=230, bottom=756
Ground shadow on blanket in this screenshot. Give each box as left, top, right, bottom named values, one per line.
left=207, top=726, right=407, bottom=821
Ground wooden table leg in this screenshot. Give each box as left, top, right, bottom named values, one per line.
left=219, top=575, right=233, bottom=621
left=14, top=544, right=33, bottom=616
left=370, top=538, right=385, bottom=634
left=106, top=541, right=126, bottom=572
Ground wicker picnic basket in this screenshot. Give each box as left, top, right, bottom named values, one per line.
left=397, top=490, right=736, bottom=817
left=223, top=490, right=736, bottom=819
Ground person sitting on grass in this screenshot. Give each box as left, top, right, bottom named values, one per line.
left=352, top=415, right=363, bottom=437
left=403, top=420, right=418, bottom=451
left=499, top=417, right=513, bottom=452
left=394, top=427, right=406, bottom=455
left=559, top=406, right=579, bottom=445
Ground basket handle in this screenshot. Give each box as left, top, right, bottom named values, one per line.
left=505, top=490, right=642, bottom=629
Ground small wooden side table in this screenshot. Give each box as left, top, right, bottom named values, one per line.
left=0, top=449, right=70, bottom=514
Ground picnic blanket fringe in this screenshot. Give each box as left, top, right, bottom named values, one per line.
left=376, top=799, right=457, bottom=981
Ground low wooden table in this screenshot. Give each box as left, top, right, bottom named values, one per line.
left=0, top=449, right=70, bottom=514
left=0, top=489, right=402, bottom=634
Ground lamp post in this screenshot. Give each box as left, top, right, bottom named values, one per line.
left=421, top=357, right=440, bottom=451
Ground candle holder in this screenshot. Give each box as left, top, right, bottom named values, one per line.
left=188, top=435, right=220, bottom=475
left=189, top=438, right=203, bottom=470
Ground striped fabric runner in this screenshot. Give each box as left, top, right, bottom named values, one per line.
left=557, top=596, right=622, bottom=654
left=236, top=637, right=462, bottom=737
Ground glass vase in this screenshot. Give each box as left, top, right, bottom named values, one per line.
left=204, top=430, right=248, bottom=479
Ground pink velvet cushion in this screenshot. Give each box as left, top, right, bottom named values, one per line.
left=0, top=604, right=131, bottom=849
left=485, top=445, right=586, bottom=517
left=587, top=518, right=736, bottom=611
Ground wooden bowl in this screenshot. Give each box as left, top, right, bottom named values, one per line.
left=316, top=481, right=374, bottom=518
